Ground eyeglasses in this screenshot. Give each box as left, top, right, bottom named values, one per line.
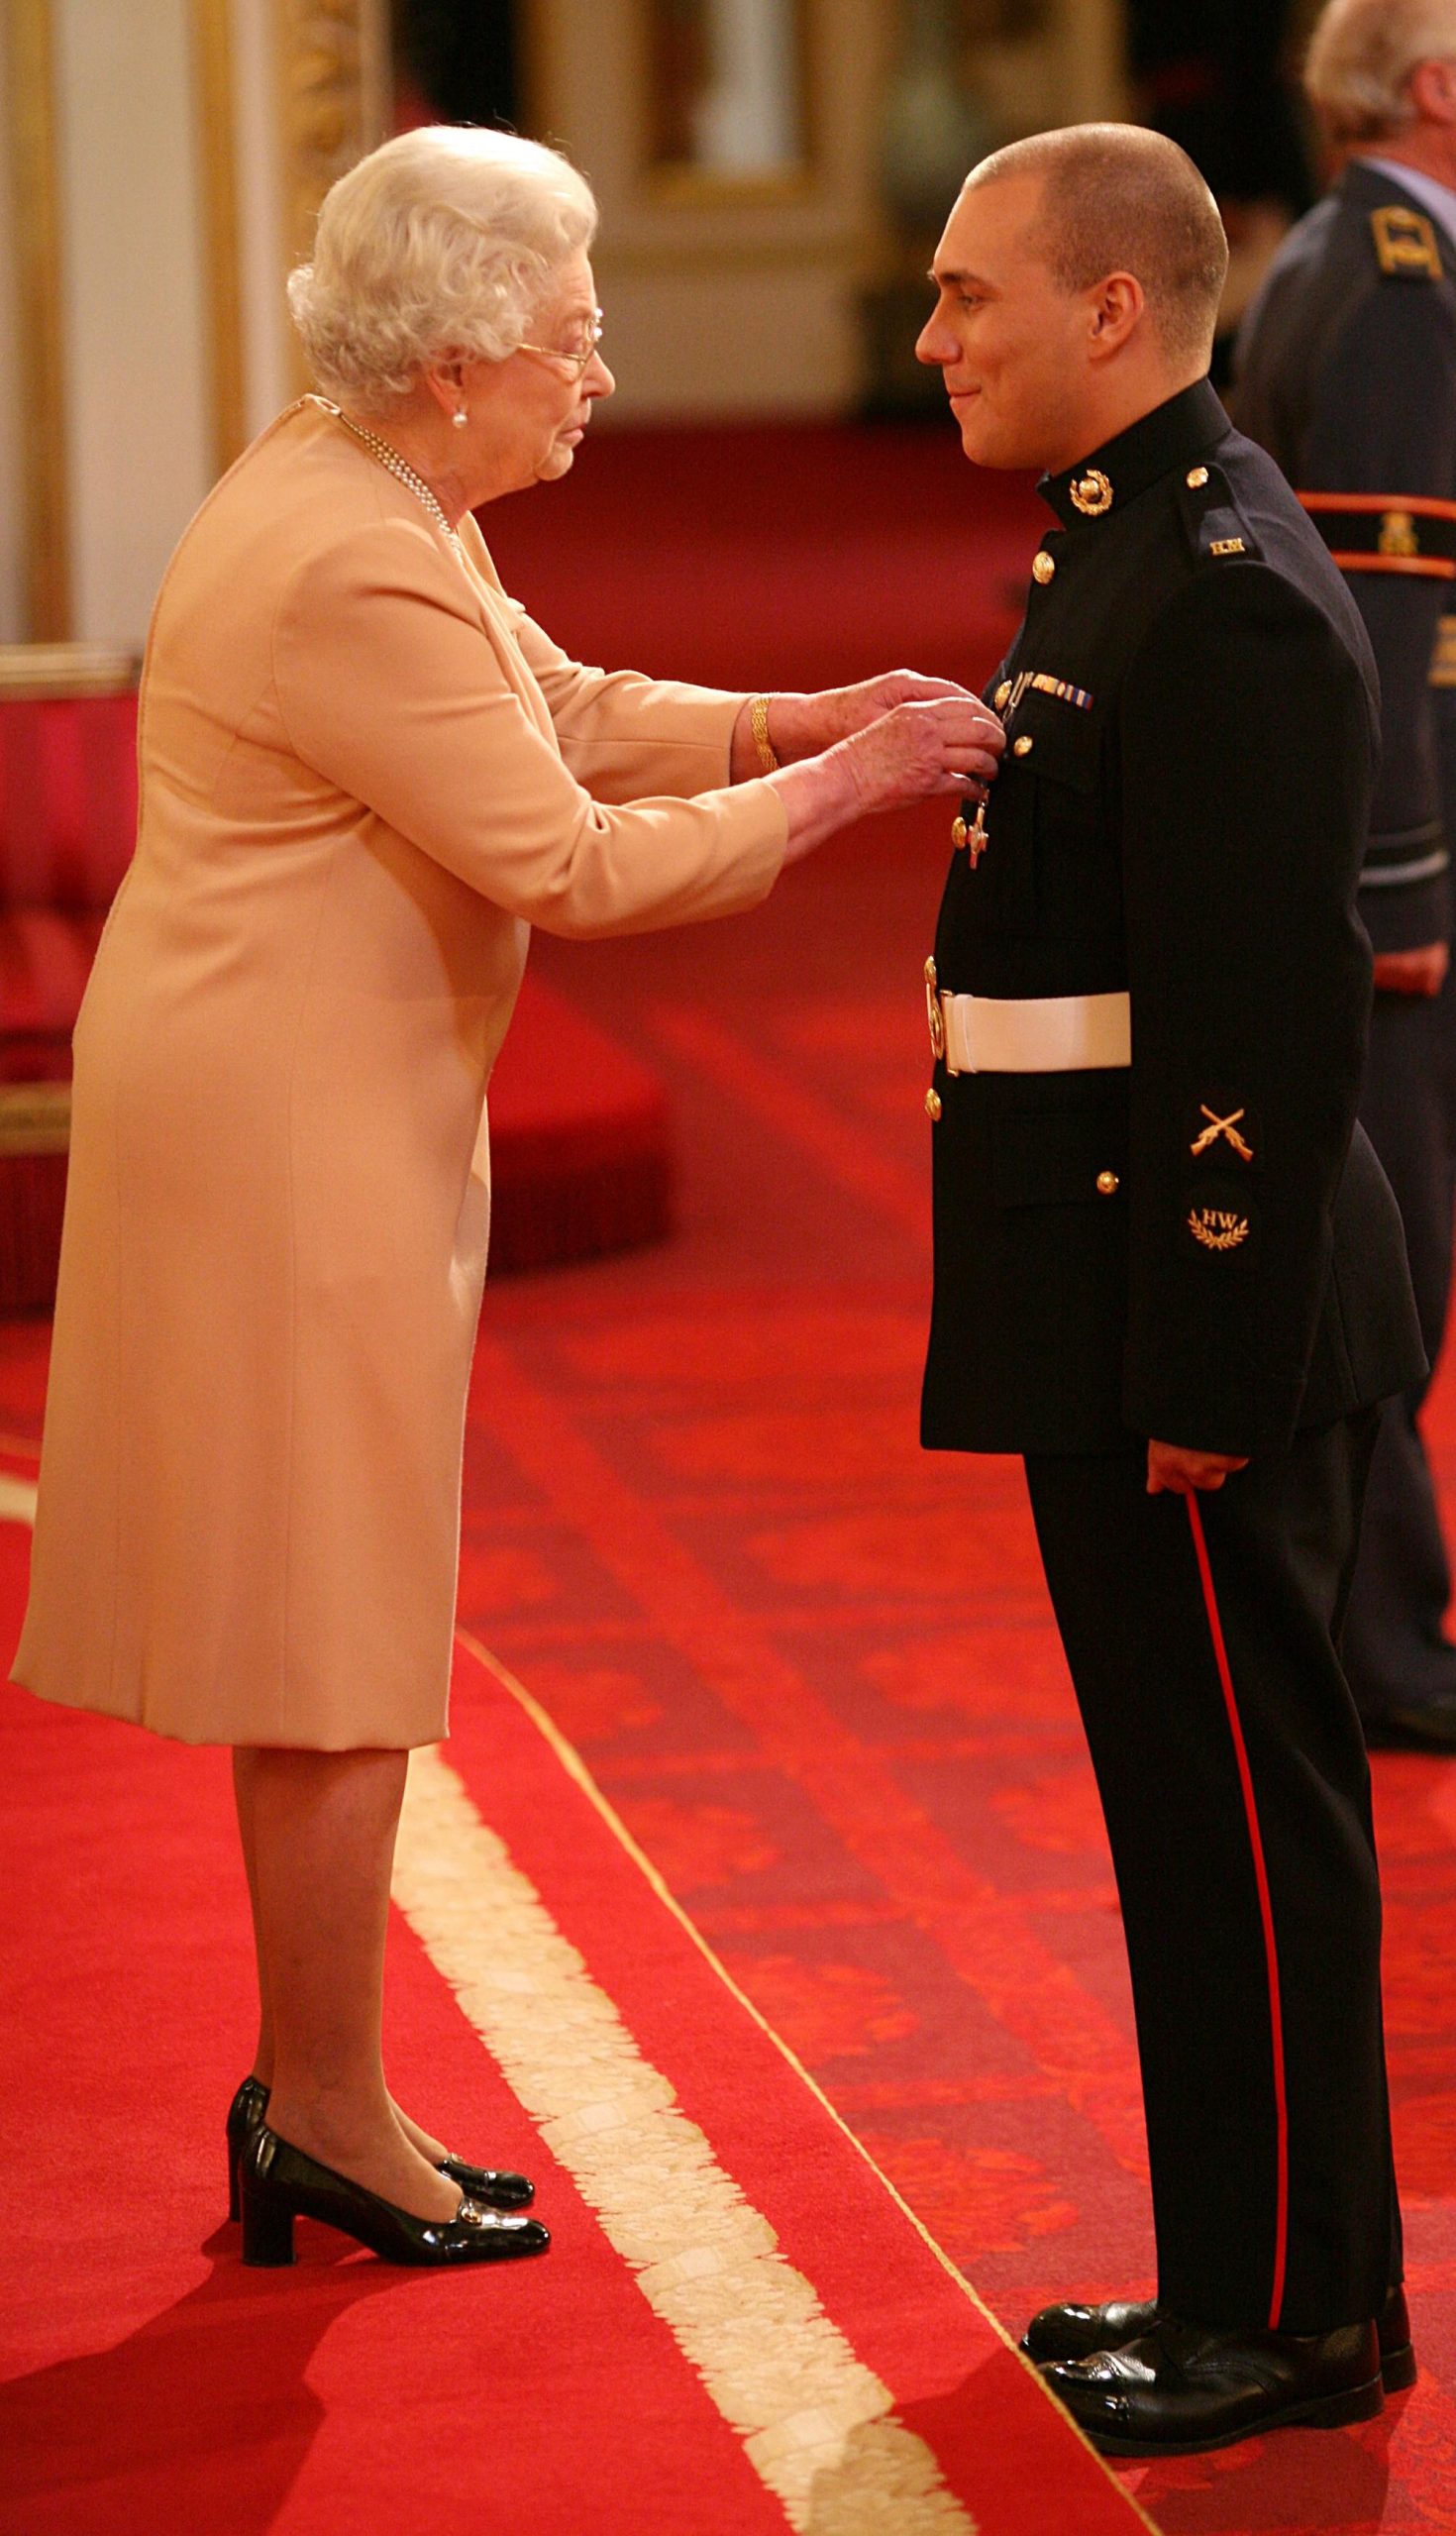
left=515, top=313, right=605, bottom=380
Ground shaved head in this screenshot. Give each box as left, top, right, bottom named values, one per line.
left=963, top=125, right=1229, bottom=363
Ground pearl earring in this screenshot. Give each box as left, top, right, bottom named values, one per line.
left=452, top=407, right=468, bottom=430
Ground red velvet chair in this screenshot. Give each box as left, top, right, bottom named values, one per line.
left=0, top=644, right=672, bottom=1310
left=0, top=647, right=138, bottom=1310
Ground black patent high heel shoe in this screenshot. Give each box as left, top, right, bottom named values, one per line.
left=227, top=2075, right=270, bottom=2223
left=226, top=2073, right=535, bottom=2216
left=240, top=2124, right=551, bottom=2269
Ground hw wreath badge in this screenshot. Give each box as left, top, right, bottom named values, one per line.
left=1189, top=1206, right=1250, bottom=1253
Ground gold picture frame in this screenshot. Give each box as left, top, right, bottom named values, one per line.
left=636, top=0, right=818, bottom=209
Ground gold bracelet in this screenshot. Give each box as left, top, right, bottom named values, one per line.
left=750, top=693, right=780, bottom=774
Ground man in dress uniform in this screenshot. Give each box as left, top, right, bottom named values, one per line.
left=1236, top=0, right=1456, bottom=1751
left=916, top=124, right=1425, bottom=2454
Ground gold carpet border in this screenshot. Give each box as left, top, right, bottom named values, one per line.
left=393, top=1736, right=972, bottom=2534
left=0, top=1472, right=39, bottom=1524
left=458, top=1627, right=1158, bottom=2536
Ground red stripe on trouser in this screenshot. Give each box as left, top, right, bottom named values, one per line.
left=1185, top=1492, right=1290, bottom=2331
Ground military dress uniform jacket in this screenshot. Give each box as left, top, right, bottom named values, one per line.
left=921, top=379, right=1425, bottom=1460
left=1236, top=162, right=1456, bottom=953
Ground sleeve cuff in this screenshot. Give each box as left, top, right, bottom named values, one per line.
left=1121, top=1360, right=1307, bottom=1459
left=1360, top=864, right=1451, bottom=952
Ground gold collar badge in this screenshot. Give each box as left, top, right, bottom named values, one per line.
left=1070, top=469, right=1113, bottom=517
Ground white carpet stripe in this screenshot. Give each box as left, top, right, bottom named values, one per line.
left=393, top=1743, right=975, bottom=2535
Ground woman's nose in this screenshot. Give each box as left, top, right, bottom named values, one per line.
left=586, top=354, right=615, bottom=399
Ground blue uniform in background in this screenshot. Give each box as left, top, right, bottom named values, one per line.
left=1237, top=158, right=1456, bottom=1746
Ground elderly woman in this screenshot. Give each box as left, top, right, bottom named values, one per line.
left=14, top=126, right=1001, bottom=2271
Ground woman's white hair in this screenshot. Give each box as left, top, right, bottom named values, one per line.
left=1305, top=0, right=1456, bottom=143
left=288, top=125, right=597, bottom=408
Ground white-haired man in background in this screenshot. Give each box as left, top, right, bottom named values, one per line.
left=1238, top=0, right=1456, bottom=1751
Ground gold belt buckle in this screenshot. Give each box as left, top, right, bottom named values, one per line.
left=924, top=957, right=945, bottom=1062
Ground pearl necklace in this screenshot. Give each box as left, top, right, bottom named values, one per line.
left=307, top=394, right=466, bottom=560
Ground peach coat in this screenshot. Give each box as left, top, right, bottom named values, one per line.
left=13, top=399, right=785, bottom=1747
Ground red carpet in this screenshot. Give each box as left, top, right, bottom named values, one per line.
left=486, top=974, right=674, bottom=1271
left=0, top=1594, right=1144, bottom=2534
left=2, top=424, right=1455, bottom=2531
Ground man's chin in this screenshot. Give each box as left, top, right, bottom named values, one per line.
left=954, top=409, right=1036, bottom=473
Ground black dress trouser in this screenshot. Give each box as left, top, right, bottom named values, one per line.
left=1024, top=1412, right=1401, bottom=2336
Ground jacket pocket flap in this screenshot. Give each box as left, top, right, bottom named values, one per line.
left=993, top=1105, right=1128, bottom=1207
left=1007, top=695, right=1098, bottom=793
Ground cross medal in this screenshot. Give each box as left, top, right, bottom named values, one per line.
left=953, top=799, right=988, bottom=865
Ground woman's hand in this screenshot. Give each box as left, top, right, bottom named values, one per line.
left=772, top=673, right=982, bottom=762
left=769, top=695, right=1004, bottom=867
left=839, top=696, right=1004, bottom=813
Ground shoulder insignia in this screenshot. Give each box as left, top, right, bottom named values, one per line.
left=1371, top=204, right=1443, bottom=280
left=1432, top=613, right=1456, bottom=687
left=1176, top=461, right=1262, bottom=568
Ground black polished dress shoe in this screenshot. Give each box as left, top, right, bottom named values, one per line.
left=225, top=2074, right=534, bottom=2219
left=1023, top=2281, right=1415, bottom=2394
left=1361, top=1688, right=1456, bottom=1752
left=239, top=2124, right=551, bottom=2269
left=1043, top=2314, right=1384, bottom=2455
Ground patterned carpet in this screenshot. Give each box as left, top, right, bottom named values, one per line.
left=474, top=419, right=1456, bottom=2527
left=2, top=424, right=1452, bottom=2528
left=456, top=806, right=1456, bottom=2531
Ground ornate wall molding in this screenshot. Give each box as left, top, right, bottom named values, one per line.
left=273, top=0, right=387, bottom=383
left=273, top=0, right=389, bottom=387
left=190, top=0, right=248, bottom=476
left=5, top=0, right=70, bottom=639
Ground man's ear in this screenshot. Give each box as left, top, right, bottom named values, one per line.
left=1410, top=55, right=1456, bottom=128
left=1087, top=271, right=1146, bottom=361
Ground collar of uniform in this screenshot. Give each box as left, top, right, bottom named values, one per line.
left=1340, top=154, right=1456, bottom=250
left=1352, top=155, right=1456, bottom=251
left=1038, top=378, right=1230, bottom=530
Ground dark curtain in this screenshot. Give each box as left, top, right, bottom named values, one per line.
left=393, top=0, right=521, bottom=128
left=1127, top=0, right=1315, bottom=214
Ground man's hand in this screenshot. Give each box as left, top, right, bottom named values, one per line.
left=1147, top=1439, right=1250, bottom=1495
left=1372, top=941, right=1449, bottom=998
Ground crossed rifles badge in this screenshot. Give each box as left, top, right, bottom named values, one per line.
left=1190, top=1105, right=1255, bottom=1162
left=1188, top=1104, right=1254, bottom=1252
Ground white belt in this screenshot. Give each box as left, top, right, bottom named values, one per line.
left=928, top=983, right=1131, bottom=1075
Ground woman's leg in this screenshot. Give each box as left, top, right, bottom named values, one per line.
left=244, top=1744, right=458, bottom=2222
left=232, top=1747, right=273, bottom=2084
left=234, top=1744, right=456, bottom=2165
